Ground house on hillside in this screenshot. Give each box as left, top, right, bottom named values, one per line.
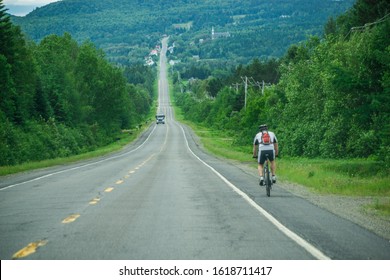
left=211, top=27, right=230, bottom=40
left=144, top=56, right=155, bottom=66
left=150, top=49, right=158, bottom=56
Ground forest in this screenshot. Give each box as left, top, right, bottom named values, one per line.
left=0, top=0, right=155, bottom=166
left=172, top=0, right=390, bottom=165
left=1, top=0, right=389, bottom=167
left=11, top=0, right=355, bottom=66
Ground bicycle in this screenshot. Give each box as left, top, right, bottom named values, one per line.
left=253, top=152, right=273, bottom=197
left=263, top=153, right=272, bottom=197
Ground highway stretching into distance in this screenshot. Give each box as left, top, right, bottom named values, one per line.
left=0, top=37, right=389, bottom=260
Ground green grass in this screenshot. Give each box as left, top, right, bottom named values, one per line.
left=0, top=123, right=152, bottom=177
left=170, top=87, right=390, bottom=215
left=1, top=76, right=160, bottom=177
left=190, top=124, right=390, bottom=196
left=184, top=123, right=390, bottom=215
left=277, top=158, right=390, bottom=196
left=367, top=198, right=390, bottom=216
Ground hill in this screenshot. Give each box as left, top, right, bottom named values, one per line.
left=11, top=0, right=355, bottom=65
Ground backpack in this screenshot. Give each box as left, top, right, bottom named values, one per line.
left=261, top=131, right=272, bottom=145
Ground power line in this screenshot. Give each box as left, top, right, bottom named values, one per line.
left=231, top=77, right=273, bottom=109
left=345, top=12, right=390, bottom=39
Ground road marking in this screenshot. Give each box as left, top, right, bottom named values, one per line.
left=180, top=125, right=330, bottom=260
left=89, top=198, right=100, bottom=205
left=12, top=240, right=47, bottom=259
left=62, top=214, right=80, bottom=224
left=129, top=170, right=135, bottom=174
left=1, top=125, right=158, bottom=191
left=116, top=180, right=124, bottom=184
left=104, top=187, right=114, bottom=193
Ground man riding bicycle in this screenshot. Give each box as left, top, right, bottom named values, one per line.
left=253, top=124, right=279, bottom=186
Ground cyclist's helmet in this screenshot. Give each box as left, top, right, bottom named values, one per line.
left=259, top=124, right=268, bottom=131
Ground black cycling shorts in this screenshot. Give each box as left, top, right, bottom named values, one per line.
left=258, top=150, right=275, bottom=165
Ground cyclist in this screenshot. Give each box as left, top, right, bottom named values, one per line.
left=253, top=124, right=279, bottom=186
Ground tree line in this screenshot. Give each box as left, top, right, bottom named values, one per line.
left=173, top=0, right=390, bottom=166
left=0, top=0, right=155, bottom=166
left=12, top=0, right=354, bottom=66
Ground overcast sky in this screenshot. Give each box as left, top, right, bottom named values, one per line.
left=4, top=0, right=60, bottom=16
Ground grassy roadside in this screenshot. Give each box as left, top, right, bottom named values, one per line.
left=0, top=124, right=152, bottom=177
left=0, top=79, right=160, bottom=177
left=169, top=83, right=390, bottom=216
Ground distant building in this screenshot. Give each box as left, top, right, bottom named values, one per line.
left=211, top=27, right=230, bottom=40
left=150, top=49, right=158, bottom=56
left=144, top=56, right=155, bottom=66
left=169, top=60, right=181, bottom=66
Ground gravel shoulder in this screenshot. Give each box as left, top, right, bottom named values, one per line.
left=236, top=161, right=390, bottom=241
left=278, top=181, right=390, bottom=241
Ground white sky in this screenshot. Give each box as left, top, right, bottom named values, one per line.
left=4, top=0, right=59, bottom=5
left=4, top=0, right=60, bottom=16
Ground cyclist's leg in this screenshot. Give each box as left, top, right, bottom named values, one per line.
left=258, top=151, right=266, bottom=185
left=268, top=150, right=276, bottom=183
left=258, top=150, right=266, bottom=177
left=258, top=164, right=263, bottom=176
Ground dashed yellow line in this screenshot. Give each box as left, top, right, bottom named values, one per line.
left=105, top=187, right=114, bottom=192
left=12, top=148, right=162, bottom=260
left=62, top=214, right=80, bottom=224
left=89, top=198, right=100, bottom=205
left=12, top=240, right=48, bottom=259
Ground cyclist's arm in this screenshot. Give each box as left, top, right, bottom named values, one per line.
left=253, top=139, right=259, bottom=157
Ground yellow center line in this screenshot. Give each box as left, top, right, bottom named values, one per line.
left=105, top=187, right=114, bottom=192
left=12, top=240, right=48, bottom=259
left=89, top=198, right=100, bottom=205
left=62, top=214, right=80, bottom=224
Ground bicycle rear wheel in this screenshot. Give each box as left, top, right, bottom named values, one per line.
left=264, top=164, right=271, bottom=197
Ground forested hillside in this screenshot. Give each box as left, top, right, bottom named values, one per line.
left=0, top=0, right=155, bottom=166
left=11, top=0, right=354, bottom=65
left=173, top=0, right=390, bottom=165
left=2, top=0, right=388, bottom=167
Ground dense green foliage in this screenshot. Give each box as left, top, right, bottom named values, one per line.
left=0, top=0, right=155, bottom=166
left=11, top=0, right=354, bottom=66
left=173, top=0, right=390, bottom=165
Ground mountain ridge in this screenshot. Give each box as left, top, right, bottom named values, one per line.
left=11, top=0, right=355, bottom=65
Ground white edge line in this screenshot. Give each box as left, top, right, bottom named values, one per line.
left=1, top=125, right=157, bottom=191
left=179, top=125, right=331, bottom=260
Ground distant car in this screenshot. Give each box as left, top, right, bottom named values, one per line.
left=156, top=114, right=165, bottom=124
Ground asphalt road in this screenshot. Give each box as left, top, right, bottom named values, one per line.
left=0, top=38, right=389, bottom=260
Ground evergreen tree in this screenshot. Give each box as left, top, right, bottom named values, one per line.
left=0, top=0, right=13, bottom=61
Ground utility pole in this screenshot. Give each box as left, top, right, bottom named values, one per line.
left=237, top=76, right=267, bottom=109
left=231, top=83, right=240, bottom=94
left=177, top=71, right=183, bottom=94
left=241, top=76, right=248, bottom=110
left=262, top=80, right=265, bottom=95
